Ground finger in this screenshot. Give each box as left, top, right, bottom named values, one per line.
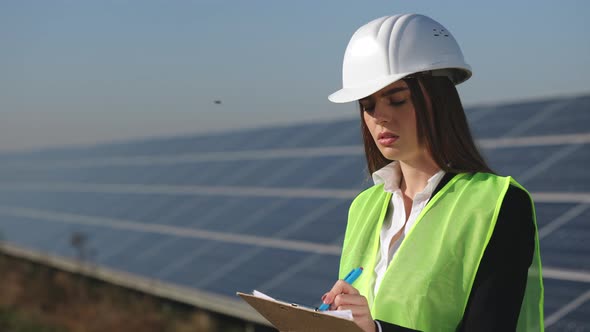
left=337, top=304, right=375, bottom=332
left=336, top=304, right=368, bottom=312
left=332, top=293, right=368, bottom=308
left=335, top=304, right=371, bottom=319
left=324, top=279, right=360, bottom=304
left=330, top=279, right=360, bottom=295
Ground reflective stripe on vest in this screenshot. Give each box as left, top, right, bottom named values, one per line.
left=339, top=172, right=544, bottom=331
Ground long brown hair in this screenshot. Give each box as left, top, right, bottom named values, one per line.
left=360, top=72, right=493, bottom=175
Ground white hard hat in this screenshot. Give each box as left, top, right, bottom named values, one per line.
left=329, top=14, right=472, bottom=103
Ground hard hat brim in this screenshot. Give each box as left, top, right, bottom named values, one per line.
left=328, top=72, right=411, bottom=103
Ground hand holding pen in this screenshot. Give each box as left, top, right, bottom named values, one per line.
left=318, top=267, right=376, bottom=332
left=318, top=267, right=363, bottom=311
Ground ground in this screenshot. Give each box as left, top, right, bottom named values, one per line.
left=0, top=252, right=272, bottom=332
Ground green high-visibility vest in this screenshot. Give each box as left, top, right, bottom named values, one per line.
left=339, top=172, right=544, bottom=331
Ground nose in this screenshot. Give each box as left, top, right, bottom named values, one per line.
left=371, top=100, right=390, bottom=123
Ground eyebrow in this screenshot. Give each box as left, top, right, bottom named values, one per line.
left=360, top=87, right=409, bottom=102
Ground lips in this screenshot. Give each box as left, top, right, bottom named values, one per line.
left=377, top=132, right=399, bottom=146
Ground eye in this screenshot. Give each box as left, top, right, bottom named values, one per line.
left=360, top=103, right=375, bottom=114
left=387, top=98, right=407, bottom=106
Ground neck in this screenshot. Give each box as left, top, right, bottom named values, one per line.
left=399, top=154, right=441, bottom=199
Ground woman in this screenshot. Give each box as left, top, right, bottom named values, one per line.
left=320, top=14, right=544, bottom=332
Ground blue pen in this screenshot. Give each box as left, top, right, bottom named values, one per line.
left=317, top=267, right=363, bottom=311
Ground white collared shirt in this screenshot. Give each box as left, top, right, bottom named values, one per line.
left=371, top=161, right=445, bottom=298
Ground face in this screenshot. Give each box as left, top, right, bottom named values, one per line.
left=360, top=80, right=429, bottom=163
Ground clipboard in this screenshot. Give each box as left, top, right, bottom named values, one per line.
left=237, top=292, right=363, bottom=332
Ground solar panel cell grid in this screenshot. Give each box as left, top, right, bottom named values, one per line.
left=543, top=279, right=590, bottom=318
left=296, top=121, right=363, bottom=148
left=522, top=96, right=590, bottom=136
left=127, top=237, right=212, bottom=278
left=522, top=144, right=590, bottom=192
left=230, top=198, right=340, bottom=239
left=266, top=259, right=340, bottom=308
left=546, top=300, right=590, bottom=332
left=99, top=232, right=169, bottom=265
left=540, top=209, right=590, bottom=271
left=273, top=201, right=349, bottom=244
left=0, top=217, right=42, bottom=246
left=534, top=203, right=580, bottom=229
left=483, top=145, right=565, bottom=180
left=266, top=156, right=367, bottom=189
left=207, top=248, right=309, bottom=298
left=168, top=243, right=257, bottom=290
left=157, top=196, right=221, bottom=227
left=95, top=232, right=158, bottom=264
left=468, top=99, right=561, bottom=138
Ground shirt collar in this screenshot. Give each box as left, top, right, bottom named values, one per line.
left=372, top=161, right=446, bottom=195
left=372, top=161, right=403, bottom=193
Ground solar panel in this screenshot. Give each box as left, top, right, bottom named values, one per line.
left=468, top=98, right=566, bottom=138
left=264, top=254, right=341, bottom=306
left=0, top=93, right=589, bottom=330
left=519, top=96, right=590, bottom=136
left=484, top=145, right=565, bottom=179
left=549, top=300, right=590, bottom=330
left=522, top=144, right=590, bottom=192
left=541, top=208, right=590, bottom=270
left=535, top=203, right=581, bottom=228
left=205, top=248, right=311, bottom=296
left=543, top=279, right=590, bottom=321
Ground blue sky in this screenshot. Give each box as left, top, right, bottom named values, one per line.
left=1, top=1, right=589, bottom=151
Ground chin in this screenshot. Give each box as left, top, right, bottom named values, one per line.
left=378, top=148, right=401, bottom=161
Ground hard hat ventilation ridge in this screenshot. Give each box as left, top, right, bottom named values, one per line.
left=433, top=29, right=449, bottom=37
left=388, top=14, right=411, bottom=77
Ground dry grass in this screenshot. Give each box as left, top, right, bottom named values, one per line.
left=0, top=253, right=270, bottom=332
